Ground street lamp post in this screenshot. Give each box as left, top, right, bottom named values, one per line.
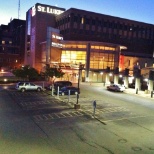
left=74, top=63, right=84, bottom=109
left=76, top=70, right=80, bottom=105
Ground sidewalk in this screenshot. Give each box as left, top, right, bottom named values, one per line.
left=42, top=81, right=154, bottom=99
left=80, top=82, right=154, bottom=99
left=124, top=88, right=153, bottom=98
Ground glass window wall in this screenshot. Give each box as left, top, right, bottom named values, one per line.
left=90, top=51, right=115, bottom=69
left=91, top=45, right=115, bottom=51
left=63, top=44, right=86, bottom=48
left=61, top=50, right=86, bottom=65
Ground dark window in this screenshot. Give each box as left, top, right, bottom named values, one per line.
left=73, top=16, right=78, bottom=22
left=85, top=18, right=90, bottom=24
left=97, top=20, right=101, bottom=26
left=92, top=19, right=95, bottom=25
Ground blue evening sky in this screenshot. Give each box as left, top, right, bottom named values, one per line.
left=0, top=0, right=154, bottom=25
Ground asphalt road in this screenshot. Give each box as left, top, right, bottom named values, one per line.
left=0, top=82, right=154, bottom=154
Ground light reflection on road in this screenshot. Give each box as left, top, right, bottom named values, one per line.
left=0, top=83, right=15, bottom=90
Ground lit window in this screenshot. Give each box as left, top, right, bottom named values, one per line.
left=100, top=46, right=105, bottom=50
left=81, top=17, right=84, bottom=24
left=77, top=45, right=86, bottom=48
left=2, top=41, right=5, bottom=44
left=105, top=47, right=110, bottom=50
left=91, top=46, right=99, bottom=49
left=95, top=46, right=99, bottom=49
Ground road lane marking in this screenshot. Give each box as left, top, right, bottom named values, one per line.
left=100, top=115, right=152, bottom=123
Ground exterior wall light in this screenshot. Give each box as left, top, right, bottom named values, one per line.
left=144, top=78, right=148, bottom=82
left=109, top=73, right=112, bottom=76
left=4, top=79, right=7, bottom=82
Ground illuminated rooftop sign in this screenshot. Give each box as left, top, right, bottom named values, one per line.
left=51, top=33, right=63, bottom=48
left=32, top=5, right=64, bottom=17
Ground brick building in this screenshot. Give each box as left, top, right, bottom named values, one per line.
left=23, top=3, right=154, bottom=81
left=0, top=19, right=26, bottom=70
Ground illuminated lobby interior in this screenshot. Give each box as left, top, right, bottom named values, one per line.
left=40, top=38, right=126, bottom=83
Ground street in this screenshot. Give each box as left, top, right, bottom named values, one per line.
left=0, top=82, right=154, bottom=154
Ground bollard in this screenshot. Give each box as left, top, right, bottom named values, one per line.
left=51, top=85, right=54, bottom=96
left=93, top=100, right=96, bottom=117
left=74, top=94, right=80, bottom=109
left=136, top=88, right=138, bottom=94
left=57, top=86, right=59, bottom=98
left=151, top=91, right=153, bottom=98
left=76, top=94, right=79, bottom=104
left=68, top=90, right=70, bottom=102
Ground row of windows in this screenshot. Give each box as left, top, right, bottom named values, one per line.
left=1, top=41, right=12, bottom=44
left=57, top=14, right=153, bottom=34
left=90, top=51, right=115, bottom=70
left=56, top=15, right=154, bottom=40
left=0, top=47, right=19, bottom=54
left=90, top=61, right=114, bottom=70
left=60, top=28, right=153, bottom=41
left=91, top=46, right=115, bottom=51
left=90, top=52, right=115, bottom=62
left=0, top=58, right=18, bottom=63
left=63, top=44, right=86, bottom=48
left=60, top=50, right=116, bottom=70
left=61, top=51, right=86, bottom=64
left=0, top=50, right=19, bottom=54
left=62, top=44, right=116, bottom=51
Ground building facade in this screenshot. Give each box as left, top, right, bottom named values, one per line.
left=24, top=3, right=154, bottom=82
left=25, top=3, right=65, bottom=71
left=0, top=19, right=26, bottom=71
left=56, top=8, right=154, bottom=58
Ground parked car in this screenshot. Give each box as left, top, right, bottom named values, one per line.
left=47, top=81, right=72, bottom=90
left=15, top=82, right=43, bottom=92
left=54, top=81, right=72, bottom=88
left=107, top=84, right=125, bottom=92
left=55, top=86, right=80, bottom=95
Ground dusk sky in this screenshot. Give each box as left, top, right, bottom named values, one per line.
left=1, top=0, right=154, bottom=25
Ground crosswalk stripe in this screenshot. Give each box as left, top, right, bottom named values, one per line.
left=48, top=114, right=54, bottom=119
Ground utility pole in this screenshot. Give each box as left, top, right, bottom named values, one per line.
left=74, top=63, right=84, bottom=109
left=18, top=0, right=20, bottom=19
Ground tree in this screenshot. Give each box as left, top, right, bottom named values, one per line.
left=12, top=65, right=39, bottom=81
left=44, top=67, right=65, bottom=82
